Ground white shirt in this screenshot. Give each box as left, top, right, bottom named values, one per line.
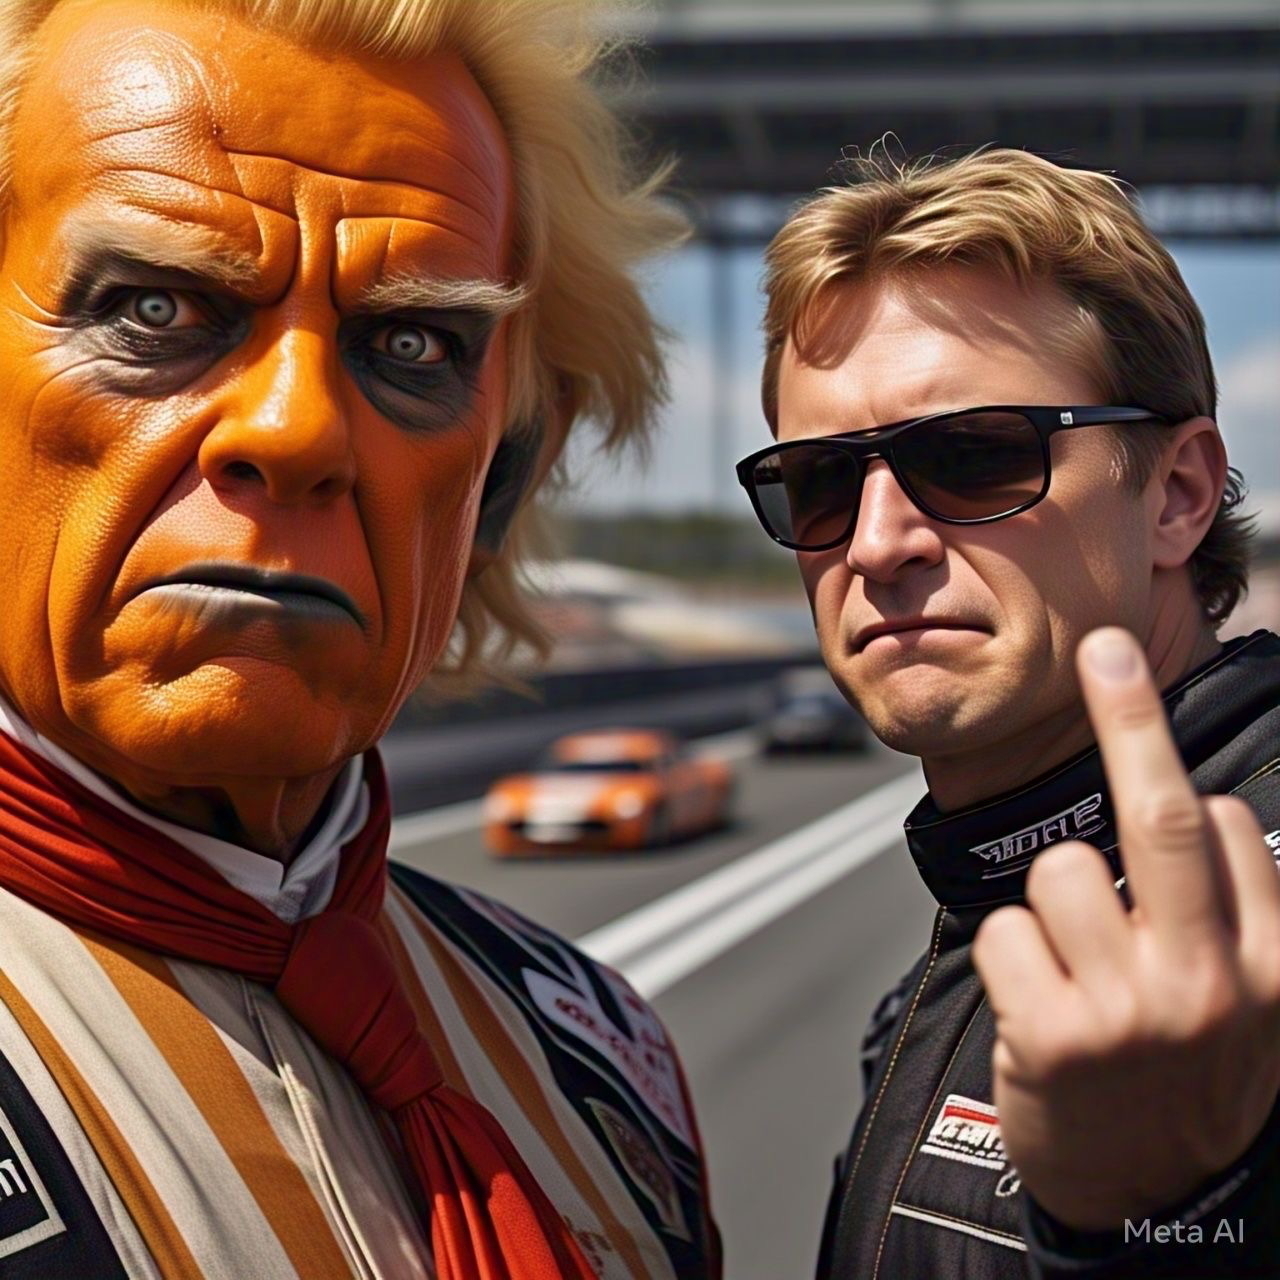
left=0, top=694, right=368, bottom=923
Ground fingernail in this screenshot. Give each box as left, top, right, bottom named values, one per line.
left=1084, top=629, right=1138, bottom=681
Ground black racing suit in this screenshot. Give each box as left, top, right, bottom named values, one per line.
left=817, top=629, right=1280, bottom=1279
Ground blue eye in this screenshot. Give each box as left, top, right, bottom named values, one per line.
left=121, top=289, right=208, bottom=330
left=376, top=324, right=447, bottom=364
left=132, top=290, right=178, bottom=327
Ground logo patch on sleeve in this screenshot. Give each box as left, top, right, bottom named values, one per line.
left=587, top=1098, right=691, bottom=1241
left=919, top=1094, right=1007, bottom=1172
left=0, top=1104, right=65, bottom=1258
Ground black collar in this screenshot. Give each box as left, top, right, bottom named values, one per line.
left=904, top=630, right=1280, bottom=909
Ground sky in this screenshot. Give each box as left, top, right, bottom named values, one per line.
left=558, top=234, right=1280, bottom=517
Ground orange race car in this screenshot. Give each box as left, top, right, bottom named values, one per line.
left=483, top=729, right=733, bottom=856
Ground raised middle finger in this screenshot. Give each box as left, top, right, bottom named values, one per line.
left=1076, top=627, right=1227, bottom=948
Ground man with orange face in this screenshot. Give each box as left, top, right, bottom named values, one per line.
left=0, top=2, right=717, bottom=1277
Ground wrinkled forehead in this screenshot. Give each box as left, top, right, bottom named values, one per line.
left=8, top=0, right=515, bottom=283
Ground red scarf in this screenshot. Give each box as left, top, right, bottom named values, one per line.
left=0, top=729, right=595, bottom=1280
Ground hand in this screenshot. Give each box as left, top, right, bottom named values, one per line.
left=972, top=626, right=1280, bottom=1231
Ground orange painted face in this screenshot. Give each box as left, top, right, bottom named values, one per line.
left=0, top=0, right=516, bottom=793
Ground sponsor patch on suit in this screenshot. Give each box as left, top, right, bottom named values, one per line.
left=0, top=1103, right=64, bottom=1258
left=0, top=1046, right=127, bottom=1277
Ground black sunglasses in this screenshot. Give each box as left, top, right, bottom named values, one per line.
left=736, top=405, right=1167, bottom=552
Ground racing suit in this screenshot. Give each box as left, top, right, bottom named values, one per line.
left=816, top=628, right=1280, bottom=1278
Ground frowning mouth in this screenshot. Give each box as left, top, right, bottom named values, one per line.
left=853, top=619, right=985, bottom=653
left=136, top=563, right=366, bottom=629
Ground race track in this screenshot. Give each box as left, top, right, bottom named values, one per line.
left=390, top=735, right=939, bottom=1280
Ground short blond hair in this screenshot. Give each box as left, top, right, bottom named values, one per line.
left=761, top=147, right=1252, bottom=624
left=0, top=0, right=687, bottom=681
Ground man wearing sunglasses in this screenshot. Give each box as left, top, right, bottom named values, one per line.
left=740, top=148, right=1280, bottom=1277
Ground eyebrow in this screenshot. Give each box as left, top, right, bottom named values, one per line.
left=55, top=219, right=527, bottom=320
left=60, top=219, right=264, bottom=298
left=354, top=273, right=528, bottom=317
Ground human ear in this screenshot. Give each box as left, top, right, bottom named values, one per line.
left=1150, top=417, right=1229, bottom=570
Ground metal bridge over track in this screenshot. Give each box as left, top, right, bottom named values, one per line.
left=607, top=0, right=1280, bottom=240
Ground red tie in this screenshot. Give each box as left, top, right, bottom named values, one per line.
left=0, top=731, right=596, bottom=1280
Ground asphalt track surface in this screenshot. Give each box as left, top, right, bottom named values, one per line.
left=391, top=738, right=939, bottom=1280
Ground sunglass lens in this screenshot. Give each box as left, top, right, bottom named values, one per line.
left=895, top=411, right=1044, bottom=519
left=752, top=445, right=861, bottom=548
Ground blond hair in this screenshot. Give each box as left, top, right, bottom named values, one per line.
left=761, top=147, right=1253, bottom=624
left=0, top=0, right=687, bottom=682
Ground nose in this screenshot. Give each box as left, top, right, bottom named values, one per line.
left=199, top=327, right=356, bottom=506
left=845, top=459, right=946, bottom=581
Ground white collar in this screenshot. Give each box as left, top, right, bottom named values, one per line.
left=0, top=694, right=368, bottom=924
